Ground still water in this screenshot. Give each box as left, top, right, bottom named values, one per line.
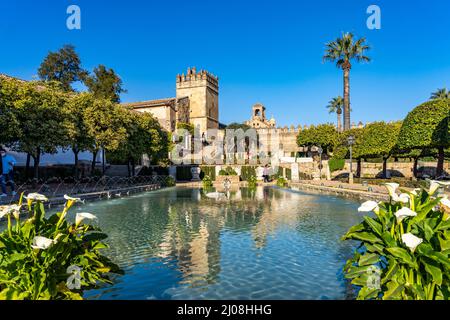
left=78, top=187, right=361, bottom=300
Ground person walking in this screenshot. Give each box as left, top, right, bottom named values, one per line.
left=0, top=148, right=17, bottom=197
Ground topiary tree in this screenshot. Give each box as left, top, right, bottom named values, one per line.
left=0, top=77, right=22, bottom=147
left=297, top=123, right=339, bottom=155
left=397, top=99, right=450, bottom=177
left=358, top=121, right=402, bottom=178
left=12, top=81, right=68, bottom=179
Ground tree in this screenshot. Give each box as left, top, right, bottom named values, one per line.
left=323, top=33, right=371, bottom=131
left=84, top=65, right=127, bottom=103
left=38, top=45, right=88, bottom=92
left=326, top=96, right=344, bottom=132
left=64, top=93, right=96, bottom=179
left=12, top=81, right=68, bottom=179
left=430, top=88, right=450, bottom=100
left=358, top=121, right=402, bottom=178
left=83, top=97, right=128, bottom=175
left=297, top=123, right=339, bottom=155
left=0, top=76, right=22, bottom=146
left=108, top=110, right=161, bottom=176
left=397, top=99, right=450, bottom=177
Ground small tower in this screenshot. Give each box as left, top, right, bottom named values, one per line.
left=176, top=67, right=219, bottom=134
left=252, top=103, right=266, bottom=121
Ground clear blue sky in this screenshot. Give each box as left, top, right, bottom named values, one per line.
left=1, top=0, right=449, bottom=127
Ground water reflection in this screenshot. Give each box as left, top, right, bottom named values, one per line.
left=83, top=187, right=360, bottom=300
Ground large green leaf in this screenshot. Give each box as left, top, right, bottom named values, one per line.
left=382, top=280, right=404, bottom=300
left=386, top=247, right=416, bottom=267
left=423, top=258, right=443, bottom=285
left=364, top=216, right=383, bottom=236
left=359, top=253, right=380, bottom=266
left=347, top=232, right=382, bottom=244
left=381, top=231, right=396, bottom=247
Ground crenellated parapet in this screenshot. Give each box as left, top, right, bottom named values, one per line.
left=176, top=67, right=219, bottom=91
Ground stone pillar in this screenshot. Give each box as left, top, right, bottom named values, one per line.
left=169, top=166, right=177, bottom=180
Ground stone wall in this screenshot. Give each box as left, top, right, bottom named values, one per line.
left=335, top=161, right=450, bottom=179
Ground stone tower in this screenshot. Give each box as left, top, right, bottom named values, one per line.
left=176, top=67, right=219, bottom=134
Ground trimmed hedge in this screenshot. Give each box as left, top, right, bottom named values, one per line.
left=329, top=158, right=345, bottom=172
left=176, top=166, right=193, bottom=181
left=241, top=166, right=257, bottom=181
left=200, top=166, right=216, bottom=181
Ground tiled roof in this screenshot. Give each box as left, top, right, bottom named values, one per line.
left=122, top=96, right=189, bottom=109
left=122, top=98, right=176, bottom=108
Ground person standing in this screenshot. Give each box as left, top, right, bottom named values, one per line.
left=0, top=148, right=17, bottom=197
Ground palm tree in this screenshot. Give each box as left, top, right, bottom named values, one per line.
left=323, top=33, right=371, bottom=131
left=326, top=96, right=344, bottom=132
left=430, top=88, right=450, bottom=100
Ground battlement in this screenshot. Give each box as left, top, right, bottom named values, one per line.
left=253, top=121, right=368, bottom=134
left=176, top=67, right=219, bottom=89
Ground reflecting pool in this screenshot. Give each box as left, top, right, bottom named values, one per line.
left=80, top=186, right=361, bottom=300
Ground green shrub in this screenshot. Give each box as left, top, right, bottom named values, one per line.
left=219, top=167, right=238, bottom=176
left=329, top=158, right=346, bottom=172
left=248, top=176, right=257, bottom=189
left=343, top=182, right=450, bottom=300
left=241, top=166, right=257, bottom=181
left=202, top=175, right=213, bottom=189
left=165, top=176, right=176, bottom=187
left=276, top=176, right=288, bottom=187
left=200, top=166, right=216, bottom=181
left=0, top=193, right=122, bottom=300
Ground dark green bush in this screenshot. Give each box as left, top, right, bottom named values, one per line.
left=200, top=166, right=216, bottom=181
left=329, top=158, right=345, bottom=172
left=176, top=166, right=193, bottom=181
left=241, top=166, right=257, bottom=181
left=219, top=167, right=238, bottom=176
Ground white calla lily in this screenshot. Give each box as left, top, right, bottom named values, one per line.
left=64, top=195, right=82, bottom=202
left=75, top=212, right=98, bottom=226
left=384, top=183, right=400, bottom=198
left=394, top=207, right=417, bottom=222
left=397, top=193, right=411, bottom=204
left=401, top=233, right=423, bottom=253
left=429, top=180, right=450, bottom=196
left=31, top=236, right=55, bottom=250
left=25, top=193, right=48, bottom=202
left=410, top=189, right=421, bottom=196
left=358, top=201, right=380, bottom=213
left=0, top=205, right=22, bottom=219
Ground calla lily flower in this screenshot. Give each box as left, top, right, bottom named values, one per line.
left=75, top=212, right=98, bottom=226
left=440, top=198, right=450, bottom=220
left=358, top=201, right=379, bottom=213
left=64, top=195, right=82, bottom=202
left=0, top=205, right=22, bottom=219
left=429, top=181, right=450, bottom=196
left=31, top=236, right=55, bottom=250
left=384, top=183, right=400, bottom=198
left=25, top=193, right=49, bottom=202
left=394, top=207, right=417, bottom=222
left=401, top=233, right=423, bottom=253
left=396, top=193, right=411, bottom=204
left=410, top=189, right=422, bottom=196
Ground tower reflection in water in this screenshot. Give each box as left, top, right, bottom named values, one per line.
left=84, top=186, right=360, bottom=300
